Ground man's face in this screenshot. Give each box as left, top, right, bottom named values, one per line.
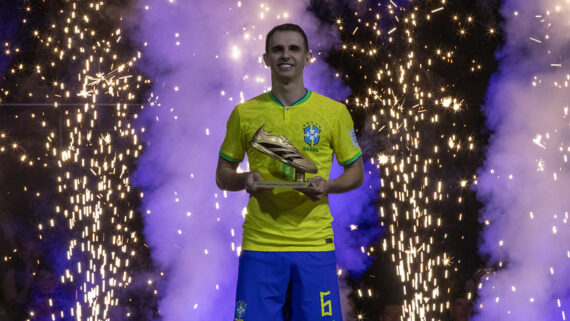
left=263, top=30, right=312, bottom=83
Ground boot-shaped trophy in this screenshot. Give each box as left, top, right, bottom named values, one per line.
left=250, top=125, right=317, bottom=189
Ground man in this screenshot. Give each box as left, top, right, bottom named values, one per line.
left=216, top=23, right=363, bottom=321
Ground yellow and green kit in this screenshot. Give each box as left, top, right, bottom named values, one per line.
left=219, top=89, right=362, bottom=252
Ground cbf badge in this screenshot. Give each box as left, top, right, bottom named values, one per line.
left=303, top=122, right=321, bottom=146
left=234, top=300, right=247, bottom=321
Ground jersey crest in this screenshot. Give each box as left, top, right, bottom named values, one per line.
left=304, top=123, right=321, bottom=146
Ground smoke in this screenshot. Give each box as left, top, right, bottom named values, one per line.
left=331, top=161, right=383, bottom=276
left=0, top=2, right=22, bottom=78
left=131, top=1, right=373, bottom=320
left=475, top=1, right=570, bottom=320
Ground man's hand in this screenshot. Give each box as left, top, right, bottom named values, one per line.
left=296, top=176, right=330, bottom=201
left=216, top=156, right=274, bottom=195
left=296, top=157, right=364, bottom=202
left=244, top=171, right=273, bottom=195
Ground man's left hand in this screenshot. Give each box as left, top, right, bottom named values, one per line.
left=297, top=176, right=330, bottom=201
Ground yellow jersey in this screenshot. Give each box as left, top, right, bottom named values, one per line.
left=219, top=90, right=362, bottom=251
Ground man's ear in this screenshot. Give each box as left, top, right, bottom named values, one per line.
left=263, top=53, right=270, bottom=67
left=304, top=50, right=313, bottom=66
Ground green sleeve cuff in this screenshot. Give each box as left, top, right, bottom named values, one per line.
left=338, top=150, right=362, bottom=166
left=219, top=151, right=242, bottom=163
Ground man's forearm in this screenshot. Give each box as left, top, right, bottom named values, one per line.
left=216, top=156, right=250, bottom=191
left=216, top=167, right=249, bottom=191
left=327, top=158, right=364, bottom=194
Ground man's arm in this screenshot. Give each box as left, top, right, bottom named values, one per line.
left=215, top=156, right=268, bottom=194
left=299, top=156, right=364, bottom=201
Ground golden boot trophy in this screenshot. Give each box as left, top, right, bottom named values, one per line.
left=250, top=125, right=317, bottom=188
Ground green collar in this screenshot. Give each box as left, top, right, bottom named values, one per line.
left=268, top=89, right=312, bottom=107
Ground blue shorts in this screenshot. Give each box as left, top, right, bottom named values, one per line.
left=234, top=250, right=343, bottom=321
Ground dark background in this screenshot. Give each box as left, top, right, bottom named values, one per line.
left=0, top=0, right=503, bottom=320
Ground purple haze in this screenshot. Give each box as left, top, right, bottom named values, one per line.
left=475, top=1, right=570, bottom=320
left=131, top=1, right=379, bottom=320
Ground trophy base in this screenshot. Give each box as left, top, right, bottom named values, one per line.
left=252, top=181, right=314, bottom=189
left=252, top=171, right=313, bottom=189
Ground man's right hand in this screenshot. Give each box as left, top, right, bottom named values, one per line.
left=245, top=171, right=273, bottom=195
left=216, top=156, right=273, bottom=194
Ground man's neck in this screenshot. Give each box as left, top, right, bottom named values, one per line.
left=270, top=78, right=306, bottom=106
